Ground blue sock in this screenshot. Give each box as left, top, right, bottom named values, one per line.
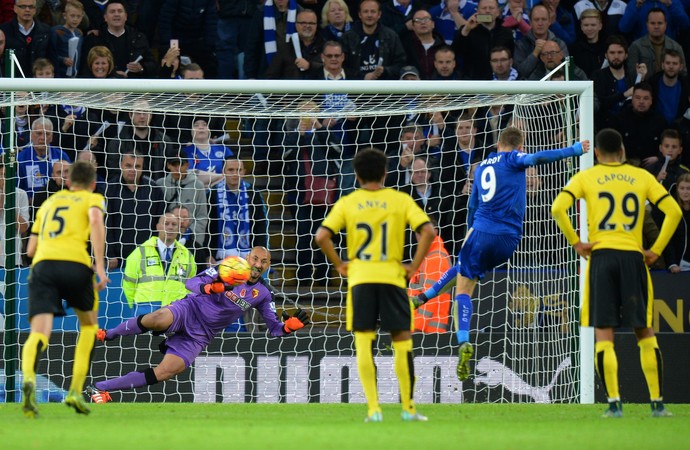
left=455, top=293, right=472, bottom=344
left=424, top=265, right=458, bottom=299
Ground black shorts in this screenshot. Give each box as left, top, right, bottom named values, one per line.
left=584, top=249, right=652, bottom=328
left=350, top=283, right=412, bottom=332
left=28, top=261, right=96, bottom=318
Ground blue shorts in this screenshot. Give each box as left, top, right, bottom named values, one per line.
left=458, top=229, right=521, bottom=280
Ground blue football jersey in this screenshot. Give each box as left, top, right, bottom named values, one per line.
left=469, top=150, right=531, bottom=236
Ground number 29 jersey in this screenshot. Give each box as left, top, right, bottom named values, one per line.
left=561, top=162, right=670, bottom=252
left=470, top=150, right=533, bottom=236
left=31, top=189, right=106, bottom=267
left=320, top=188, right=430, bottom=289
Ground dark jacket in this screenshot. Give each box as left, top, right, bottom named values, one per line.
left=609, top=105, right=667, bottom=163
left=568, top=38, right=606, bottom=79
left=265, top=34, right=325, bottom=80
left=663, top=208, right=690, bottom=269
left=158, top=0, right=218, bottom=49
left=82, top=23, right=157, bottom=77
left=403, top=31, right=446, bottom=80
left=592, top=66, right=637, bottom=131
left=341, top=22, right=407, bottom=79
left=452, top=18, right=515, bottom=80
left=0, top=18, right=50, bottom=76
left=217, top=0, right=256, bottom=18
left=106, top=126, right=176, bottom=181
left=648, top=71, right=690, bottom=125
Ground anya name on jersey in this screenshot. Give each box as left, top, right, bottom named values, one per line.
left=358, top=200, right=388, bottom=210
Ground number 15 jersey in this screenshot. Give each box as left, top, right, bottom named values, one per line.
left=559, top=162, right=671, bottom=253
left=31, top=189, right=106, bottom=267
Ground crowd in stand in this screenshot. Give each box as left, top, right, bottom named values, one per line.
left=0, top=0, right=688, bottom=283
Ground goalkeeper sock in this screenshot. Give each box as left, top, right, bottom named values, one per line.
left=354, top=331, right=380, bottom=416
left=95, top=369, right=154, bottom=391
left=595, top=340, right=620, bottom=401
left=393, top=339, right=416, bottom=414
left=424, top=265, right=459, bottom=300
left=70, top=324, right=98, bottom=393
left=455, top=294, right=472, bottom=344
left=638, top=336, right=663, bottom=401
left=107, top=315, right=149, bottom=340
left=21, top=332, right=49, bottom=385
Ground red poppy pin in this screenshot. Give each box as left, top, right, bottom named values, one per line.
left=26, top=37, right=32, bottom=44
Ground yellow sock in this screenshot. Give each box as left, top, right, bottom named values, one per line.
left=70, top=324, right=98, bottom=393
left=354, top=331, right=380, bottom=416
left=21, top=332, right=49, bottom=385
left=595, top=340, right=619, bottom=400
left=638, top=336, right=663, bottom=401
left=393, top=339, right=416, bottom=414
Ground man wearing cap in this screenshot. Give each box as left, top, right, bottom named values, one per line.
left=400, top=65, right=421, bottom=80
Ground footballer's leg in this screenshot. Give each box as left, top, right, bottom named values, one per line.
left=355, top=330, right=381, bottom=421
left=595, top=328, right=622, bottom=418
left=65, top=309, right=98, bottom=415
left=21, top=313, right=52, bottom=418
left=636, top=329, right=671, bottom=417
left=454, top=275, right=478, bottom=381
left=98, top=308, right=174, bottom=342
left=392, top=330, right=428, bottom=422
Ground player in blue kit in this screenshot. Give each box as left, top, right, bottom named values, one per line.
left=85, top=246, right=309, bottom=403
left=412, top=127, right=590, bottom=381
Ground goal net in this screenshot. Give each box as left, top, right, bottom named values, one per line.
left=0, top=78, right=593, bottom=405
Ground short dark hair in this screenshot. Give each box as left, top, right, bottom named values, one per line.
left=166, top=148, right=187, bottom=167
left=660, top=128, right=681, bottom=143
left=353, top=147, right=387, bottom=183
left=633, top=81, right=653, bottom=96
left=105, top=0, right=128, bottom=14
left=595, top=128, right=623, bottom=155
left=605, top=34, right=628, bottom=53
left=490, top=45, right=512, bottom=58
left=499, top=126, right=524, bottom=149
left=70, top=160, right=97, bottom=186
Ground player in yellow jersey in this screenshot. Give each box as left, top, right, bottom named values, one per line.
left=315, top=147, right=436, bottom=423
left=21, top=160, right=109, bottom=418
left=552, top=129, right=682, bottom=418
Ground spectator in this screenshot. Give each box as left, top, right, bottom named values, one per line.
left=568, top=8, right=607, bottom=79
left=31, top=57, right=53, bottom=78
left=490, top=45, right=519, bottom=79
left=0, top=162, right=30, bottom=268
left=0, top=29, right=6, bottom=77
left=82, top=0, right=157, bottom=78
left=244, top=0, right=302, bottom=80
left=648, top=49, right=690, bottom=125
left=646, top=128, right=690, bottom=194
left=5, top=101, right=32, bottom=149
left=664, top=172, right=690, bottom=272
left=314, top=39, right=355, bottom=79
left=155, top=150, right=209, bottom=259
left=209, top=159, right=268, bottom=261
left=158, top=44, right=182, bottom=79
left=380, top=0, right=423, bottom=40
left=452, top=0, right=515, bottom=80
left=541, top=0, right=576, bottom=45
left=403, top=9, right=446, bottom=79
left=320, top=0, right=354, bottom=44
left=573, top=0, right=626, bottom=40
left=430, top=0, right=477, bottom=45
left=105, top=100, right=176, bottom=181
left=500, top=0, right=530, bottom=42
left=158, top=0, right=218, bottom=79
left=105, top=150, right=165, bottom=270
left=408, top=221, right=453, bottom=333
left=592, top=35, right=641, bottom=131
left=170, top=204, right=211, bottom=275
left=431, top=44, right=463, bottom=79
left=673, top=105, right=690, bottom=166
left=82, top=45, right=116, bottom=78
left=627, top=8, right=686, bottom=77
left=122, top=212, right=197, bottom=317
left=265, top=9, right=325, bottom=79
left=619, top=0, right=689, bottom=41
left=17, top=118, right=72, bottom=199
left=526, top=38, right=588, bottom=80
left=76, top=149, right=106, bottom=194
left=385, top=125, right=436, bottom=188
left=609, top=82, right=667, bottom=165
left=514, top=4, right=569, bottom=79
left=216, top=0, right=256, bottom=79
left=49, top=0, right=84, bottom=78
left=31, top=159, right=70, bottom=216
left=0, top=0, right=49, bottom=77
left=183, top=116, right=235, bottom=183
left=341, top=0, right=407, bottom=80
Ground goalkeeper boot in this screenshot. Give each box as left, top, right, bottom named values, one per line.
left=65, top=390, right=91, bottom=415
left=86, top=385, right=112, bottom=404
left=22, top=381, right=39, bottom=419
left=651, top=401, right=673, bottom=418
left=401, top=410, right=429, bottom=422
left=456, top=342, right=474, bottom=381
left=602, top=400, right=623, bottom=418
left=364, top=411, right=383, bottom=423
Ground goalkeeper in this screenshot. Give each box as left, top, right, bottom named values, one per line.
left=86, top=246, right=309, bottom=403
left=411, top=127, right=590, bottom=381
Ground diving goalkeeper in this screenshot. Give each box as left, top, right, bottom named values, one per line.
left=86, top=246, right=309, bottom=402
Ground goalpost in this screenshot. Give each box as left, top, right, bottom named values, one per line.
left=0, top=77, right=594, bottom=404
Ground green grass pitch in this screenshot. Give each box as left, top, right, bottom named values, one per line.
left=1, top=403, right=688, bottom=450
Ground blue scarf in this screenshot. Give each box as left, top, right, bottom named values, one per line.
left=264, top=0, right=298, bottom=64
left=61, top=104, right=85, bottom=118
left=217, top=181, right=251, bottom=253
left=326, top=22, right=351, bottom=39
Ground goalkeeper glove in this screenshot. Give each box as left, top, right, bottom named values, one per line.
left=201, top=281, right=225, bottom=295
left=282, top=309, right=310, bottom=333
left=410, top=293, right=428, bottom=309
